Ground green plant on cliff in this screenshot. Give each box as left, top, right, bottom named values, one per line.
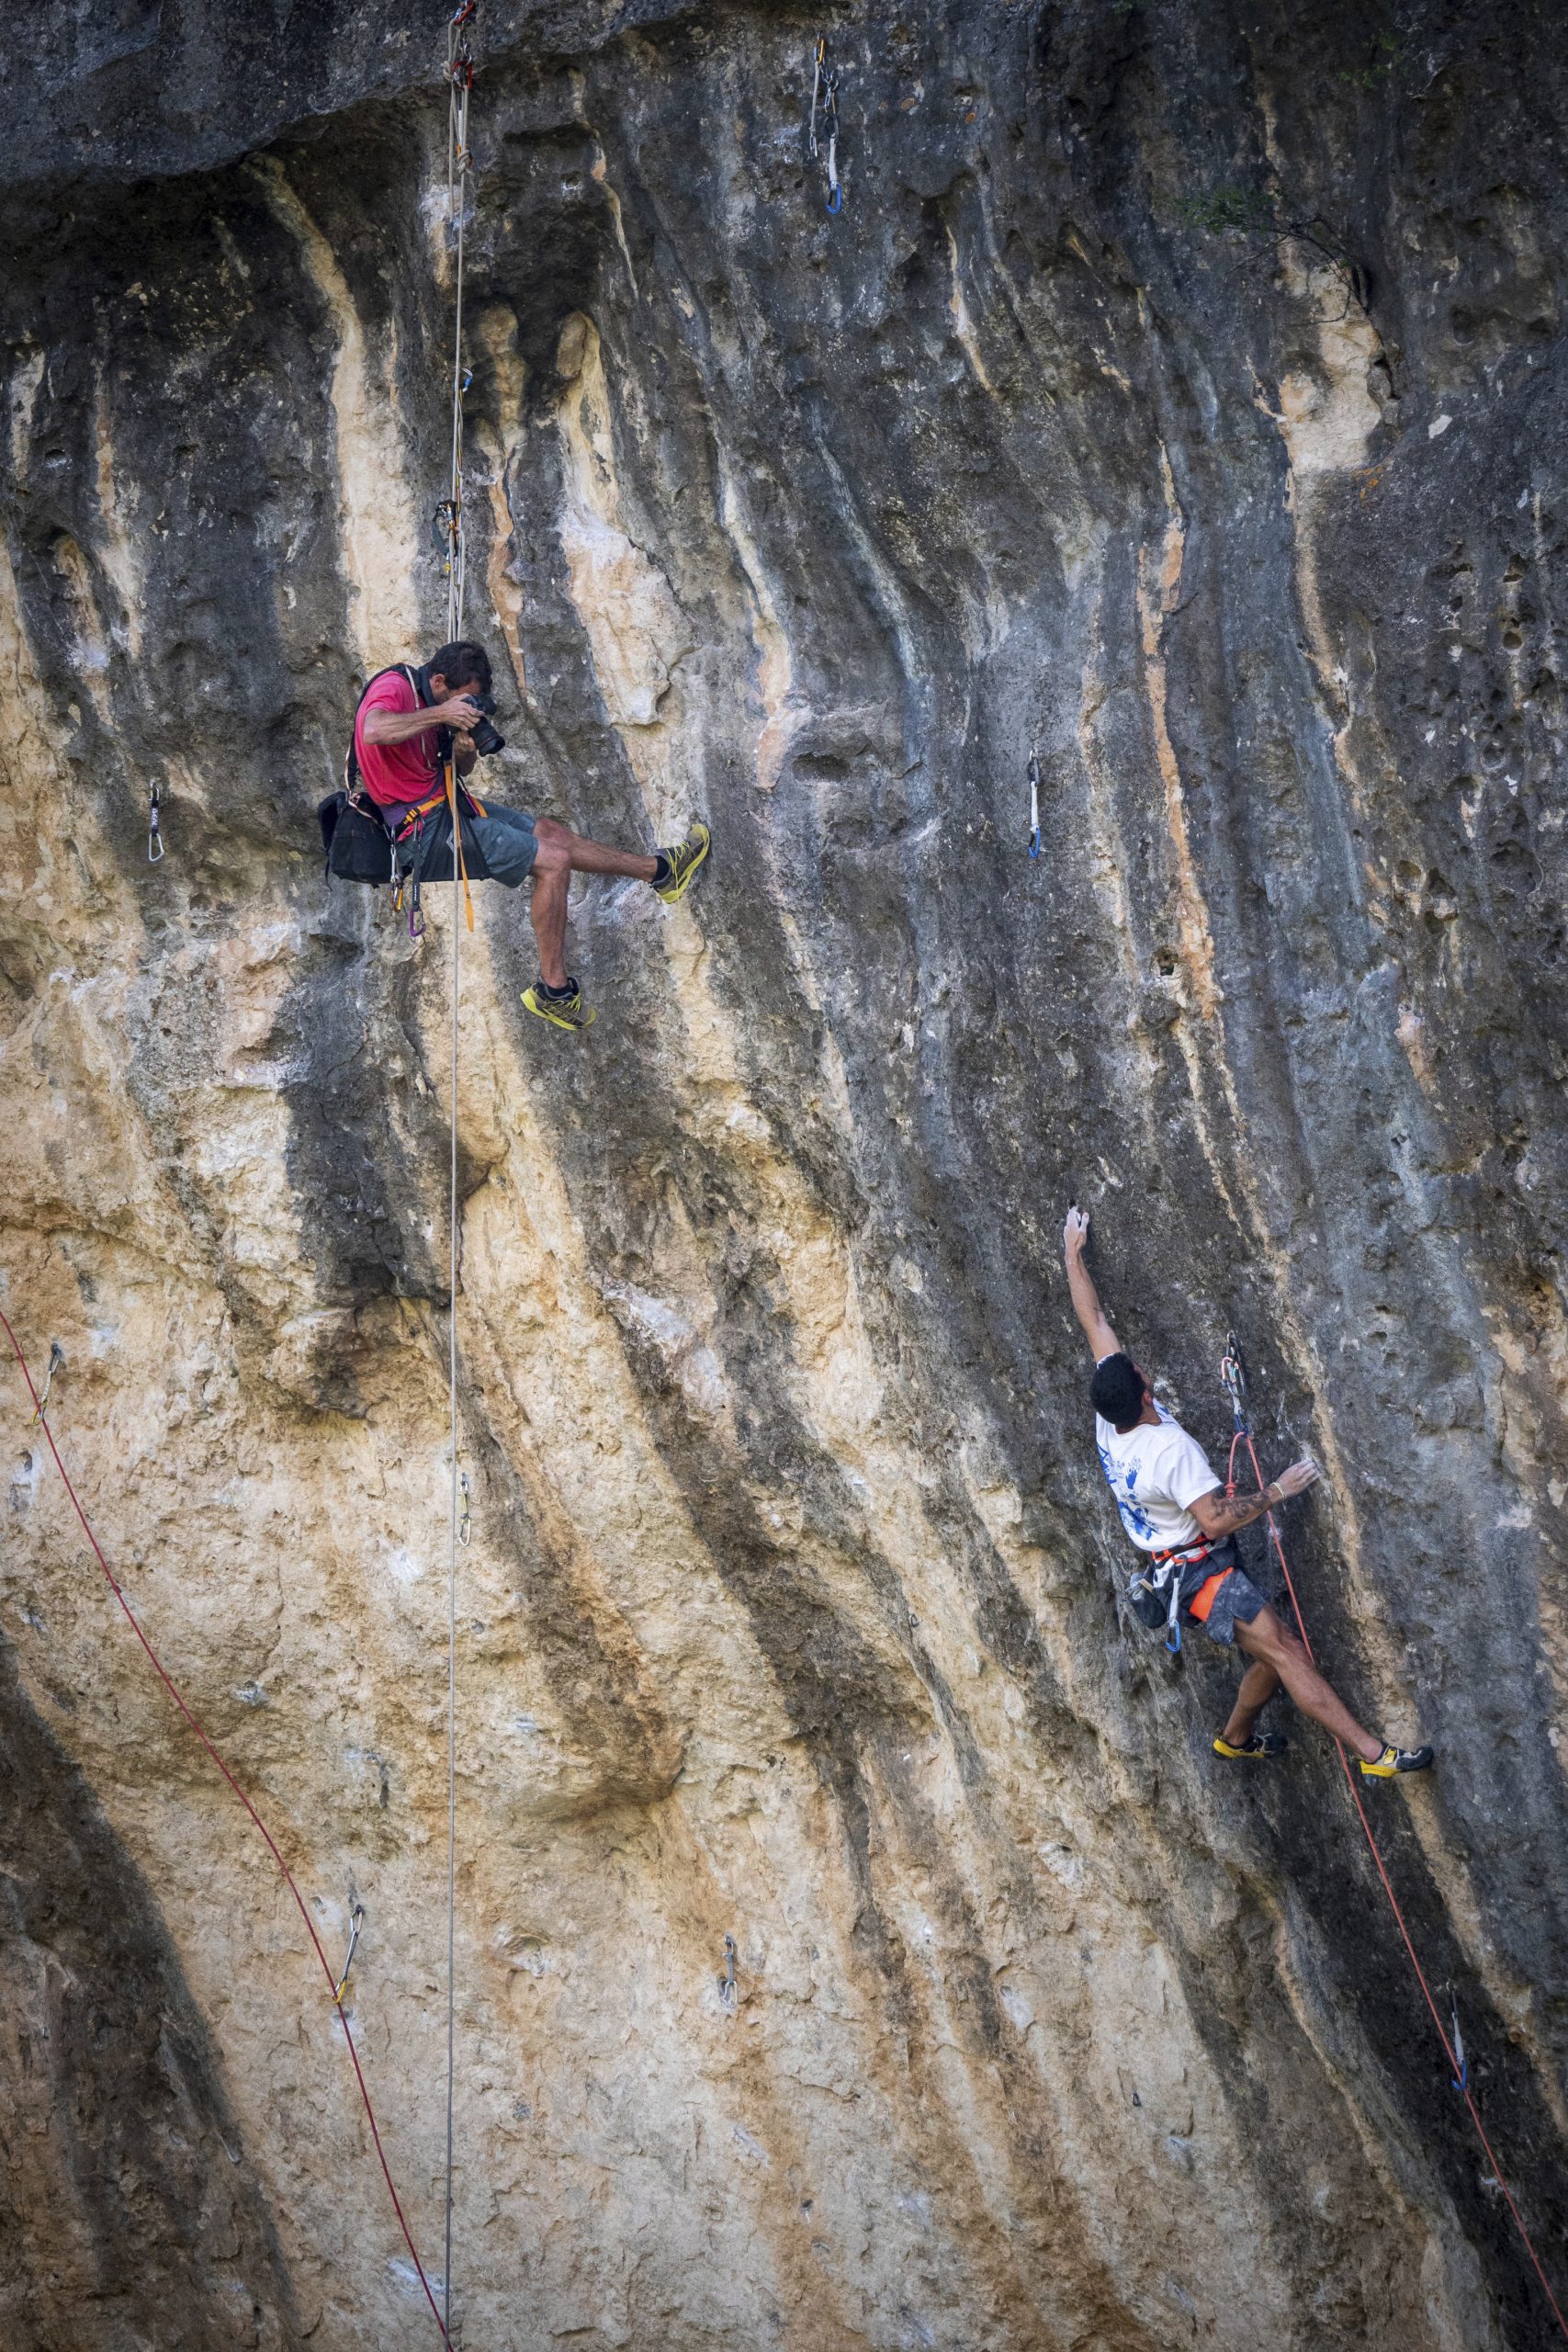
left=1170, top=184, right=1371, bottom=319
left=1172, top=186, right=1272, bottom=237
left=1340, top=32, right=1404, bottom=90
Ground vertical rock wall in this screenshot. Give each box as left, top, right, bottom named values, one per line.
left=1, top=3, right=1565, bottom=2346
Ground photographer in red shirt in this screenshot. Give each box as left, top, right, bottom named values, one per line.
left=353, top=639, right=709, bottom=1035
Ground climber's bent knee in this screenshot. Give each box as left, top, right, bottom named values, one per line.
left=1235, top=1604, right=1300, bottom=1668
left=465, top=803, right=538, bottom=887
left=528, top=826, right=571, bottom=878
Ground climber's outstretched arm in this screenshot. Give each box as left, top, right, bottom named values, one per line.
left=1063, top=1207, right=1120, bottom=1361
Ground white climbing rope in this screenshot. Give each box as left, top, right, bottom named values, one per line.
left=445, top=6, right=474, bottom=643
left=440, top=5, right=477, bottom=2340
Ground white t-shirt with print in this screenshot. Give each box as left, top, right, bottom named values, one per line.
left=1095, top=1396, right=1220, bottom=1553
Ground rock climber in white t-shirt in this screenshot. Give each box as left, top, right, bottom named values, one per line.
left=1063, top=1208, right=1434, bottom=1779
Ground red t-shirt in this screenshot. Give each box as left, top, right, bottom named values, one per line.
left=354, top=669, right=441, bottom=810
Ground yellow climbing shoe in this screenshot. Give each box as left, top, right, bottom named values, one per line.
left=522, top=978, right=596, bottom=1034
left=652, top=821, right=712, bottom=904
left=1359, top=1741, right=1435, bottom=1779
left=1213, top=1730, right=1288, bottom=1761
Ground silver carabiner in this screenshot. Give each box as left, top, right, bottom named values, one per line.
left=147, top=782, right=164, bottom=864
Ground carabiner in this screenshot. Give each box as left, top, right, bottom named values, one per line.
left=147, top=781, right=164, bottom=864
left=1219, top=1332, right=1249, bottom=1430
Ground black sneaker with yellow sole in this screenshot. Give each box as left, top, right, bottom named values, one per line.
left=522, top=978, right=596, bottom=1034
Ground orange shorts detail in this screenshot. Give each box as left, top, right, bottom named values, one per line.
left=1187, top=1566, right=1233, bottom=1624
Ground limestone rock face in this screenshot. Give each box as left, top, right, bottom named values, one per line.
left=2, top=4, right=1566, bottom=2347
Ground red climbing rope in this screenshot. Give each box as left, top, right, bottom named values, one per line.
left=0, top=1309, right=452, bottom=2351
left=1227, top=1428, right=1568, bottom=2343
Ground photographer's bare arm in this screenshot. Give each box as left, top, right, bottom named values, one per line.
left=361, top=675, right=481, bottom=776
left=1061, top=1206, right=1433, bottom=1777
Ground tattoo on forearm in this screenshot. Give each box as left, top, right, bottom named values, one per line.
left=1207, top=1488, right=1273, bottom=1537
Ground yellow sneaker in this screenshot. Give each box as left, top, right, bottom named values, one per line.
left=652, top=821, right=712, bottom=904
left=522, top=979, right=596, bottom=1034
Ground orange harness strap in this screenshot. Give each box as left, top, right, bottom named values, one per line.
left=443, top=759, right=477, bottom=932
left=393, top=788, right=451, bottom=839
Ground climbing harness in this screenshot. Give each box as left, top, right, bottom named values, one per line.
left=333, top=1903, right=366, bottom=2006
left=28, top=1340, right=63, bottom=1426
left=808, top=39, right=842, bottom=213
left=0, top=1310, right=453, bottom=2348
left=1219, top=1339, right=1567, bottom=2342
left=146, top=781, right=164, bottom=864
left=1127, top=1534, right=1226, bottom=1657
left=1027, top=752, right=1042, bottom=860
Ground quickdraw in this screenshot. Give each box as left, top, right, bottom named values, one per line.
left=809, top=38, right=842, bottom=213
left=1027, top=751, right=1042, bottom=860
left=28, top=1341, right=63, bottom=1426
left=332, top=1903, right=365, bottom=2006
left=147, top=779, right=164, bottom=864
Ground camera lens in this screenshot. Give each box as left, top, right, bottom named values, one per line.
left=470, top=715, right=505, bottom=757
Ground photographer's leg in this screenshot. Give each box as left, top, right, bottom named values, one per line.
left=536, top=816, right=658, bottom=881
left=529, top=830, right=572, bottom=990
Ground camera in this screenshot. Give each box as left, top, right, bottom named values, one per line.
left=467, top=691, right=506, bottom=759
left=419, top=664, right=507, bottom=759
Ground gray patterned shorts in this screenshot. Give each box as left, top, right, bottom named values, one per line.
left=1173, top=1538, right=1271, bottom=1648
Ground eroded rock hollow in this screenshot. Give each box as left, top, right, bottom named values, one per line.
left=3, top=2, right=1566, bottom=2346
